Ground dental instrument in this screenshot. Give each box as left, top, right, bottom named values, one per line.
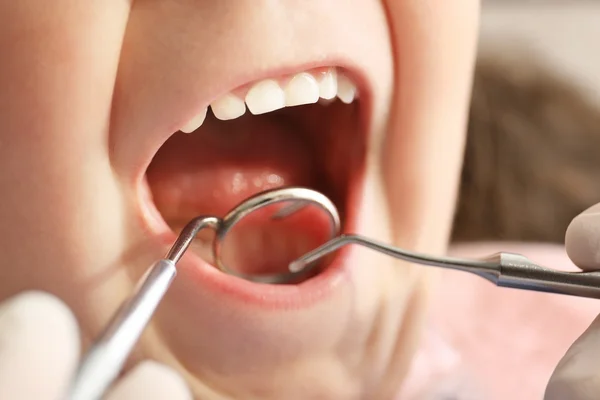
left=64, top=217, right=216, bottom=400
left=64, top=187, right=339, bottom=400
left=290, top=234, right=600, bottom=300
left=64, top=183, right=600, bottom=399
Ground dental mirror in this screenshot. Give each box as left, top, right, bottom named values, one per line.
left=213, top=187, right=341, bottom=284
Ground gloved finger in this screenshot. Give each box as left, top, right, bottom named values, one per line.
left=105, top=361, right=191, bottom=400
left=0, top=291, right=80, bottom=400
left=545, top=313, right=600, bottom=400
left=565, top=202, right=600, bottom=271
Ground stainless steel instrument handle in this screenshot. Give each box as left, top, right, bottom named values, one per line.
left=65, top=259, right=176, bottom=400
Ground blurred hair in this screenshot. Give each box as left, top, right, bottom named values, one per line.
left=452, top=53, right=600, bottom=243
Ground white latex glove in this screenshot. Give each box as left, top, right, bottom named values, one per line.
left=0, top=291, right=191, bottom=400
left=545, top=202, right=600, bottom=399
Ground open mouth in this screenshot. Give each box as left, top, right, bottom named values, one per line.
left=140, top=66, right=367, bottom=293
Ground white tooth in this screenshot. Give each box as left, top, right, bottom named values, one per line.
left=337, top=74, right=357, bottom=104
left=245, top=79, right=285, bottom=115
left=319, top=68, right=338, bottom=100
left=210, top=93, right=246, bottom=120
left=180, top=108, right=207, bottom=133
left=284, top=72, right=319, bottom=107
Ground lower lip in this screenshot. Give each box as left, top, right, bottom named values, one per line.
left=138, top=144, right=365, bottom=308
left=138, top=156, right=366, bottom=309
left=137, top=162, right=365, bottom=308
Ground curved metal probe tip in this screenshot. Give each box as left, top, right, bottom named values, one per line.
left=165, top=216, right=221, bottom=264
left=288, top=234, right=497, bottom=274
left=290, top=234, right=600, bottom=300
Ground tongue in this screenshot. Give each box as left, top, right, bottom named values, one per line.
left=146, top=112, right=331, bottom=277
left=148, top=113, right=317, bottom=220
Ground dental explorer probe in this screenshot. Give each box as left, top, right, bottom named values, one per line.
left=64, top=216, right=220, bottom=400
left=290, top=234, right=600, bottom=299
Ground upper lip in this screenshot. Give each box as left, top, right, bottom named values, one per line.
left=108, top=0, right=388, bottom=196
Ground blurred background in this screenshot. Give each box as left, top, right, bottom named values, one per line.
left=419, top=5, right=600, bottom=400
left=451, top=1, right=600, bottom=243
left=482, top=1, right=600, bottom=105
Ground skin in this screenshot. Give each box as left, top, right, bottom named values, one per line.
left=0, top=1, right=479, bottom=399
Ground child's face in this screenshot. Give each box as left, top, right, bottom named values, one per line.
left=0, top=0, right=478, bottom=397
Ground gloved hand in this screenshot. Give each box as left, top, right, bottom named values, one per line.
left=545, top=202, right=600, bottom=400
left=0, top=291, right=191, bottom=400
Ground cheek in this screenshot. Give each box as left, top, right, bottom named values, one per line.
left=382, top=0, right=480, bottom=250
left=0, top=2, right=131, bottom=309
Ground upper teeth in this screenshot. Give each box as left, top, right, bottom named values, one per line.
left=284, top=72, right=320, bottom=107
left=179, top=67, right=357, bottom=133
left=246, top=79, right=286, bottom=115
left=210, top=93, right=246, bottom=121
